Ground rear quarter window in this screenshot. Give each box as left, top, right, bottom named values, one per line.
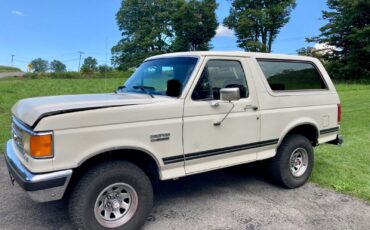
left=257, top=59, right=327, bottom=91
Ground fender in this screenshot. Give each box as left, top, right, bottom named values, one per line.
left=277, top=118, right=320, bottom=147
left=76, top=145, right=164, bottom=178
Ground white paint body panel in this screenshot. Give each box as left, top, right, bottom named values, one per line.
left=9, top=51, right=341, bottom=179
left=12, top=93, right=171, bottom=127
left=183, top=56, right=260, bottom=174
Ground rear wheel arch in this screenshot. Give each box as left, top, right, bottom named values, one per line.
left=278, top=123, right=319, bottom=147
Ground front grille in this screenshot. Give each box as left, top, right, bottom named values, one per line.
left=12, top=120, right=24, bottom=152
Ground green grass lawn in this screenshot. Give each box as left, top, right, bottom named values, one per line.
left=311, top=83, right=370, bottom=201
left=0, top=77, right=125, bottom=151
left=0, top=66, right=22, bottom=73
left=0, top=78, right=369, bottom=201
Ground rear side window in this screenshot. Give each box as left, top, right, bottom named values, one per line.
left=257, top=60, right=327, bottom=91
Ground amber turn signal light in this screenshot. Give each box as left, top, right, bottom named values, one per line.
left=30, top=135, right=53, bottom=158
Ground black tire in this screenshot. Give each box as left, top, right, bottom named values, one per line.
left=68, top=161, right=153, bottom=230
left=269, top=134, right=314, bottom=188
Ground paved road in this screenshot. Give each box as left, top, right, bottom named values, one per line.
left=0, top=72, right=24, bottom=79
left=1, top=158, right=369, bottom=230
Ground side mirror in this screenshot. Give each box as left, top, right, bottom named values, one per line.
left=220, top=88, right=240, bottom=102
left=213, top=88, right=240, bottom=126
left=166, top=79, right=182, bottom=97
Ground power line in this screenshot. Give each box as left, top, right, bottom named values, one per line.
left=7, top=48, right=114, bottom=71
left=11, top=56, right=31, bottom=63
left=85, top=52, right=107, bottom=56
left=61, top=58, right=80, bottom=63
left=55, top=52, right=80, bottom=58
left=13, top=58, right=29, bottom=63
left=15, top=55, right=32, bottom=60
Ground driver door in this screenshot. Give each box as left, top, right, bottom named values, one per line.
left=183, top=56, right=260, bottom=174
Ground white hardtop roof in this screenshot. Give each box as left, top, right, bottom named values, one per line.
left=145, top=51, right=317, bottom=62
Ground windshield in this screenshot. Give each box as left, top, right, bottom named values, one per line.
left=120, top=57, right=198, bottom=97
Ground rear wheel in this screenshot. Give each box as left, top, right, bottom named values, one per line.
left=269, top=134, right=314, bottom=188
left=69, top=161, right=153, bottom=230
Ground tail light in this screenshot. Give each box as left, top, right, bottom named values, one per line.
left=337, top=104, right=341, bottom=124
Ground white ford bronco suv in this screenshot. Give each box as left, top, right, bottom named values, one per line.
left=4, top=51, right=342, bottom=230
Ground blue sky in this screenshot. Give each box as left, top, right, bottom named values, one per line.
left=0, top=0, right=328, bottom=71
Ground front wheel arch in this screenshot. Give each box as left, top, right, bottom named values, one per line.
left=63, top=148, right=161, bottom=202
left=75, top=148, right=161, bottom=181
left=68, top=160, right=153, bottom=230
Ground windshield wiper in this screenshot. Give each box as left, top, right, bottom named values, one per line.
left=133, top=85, right=155, bottom=98
left=114, top=85, right=126, bottom=94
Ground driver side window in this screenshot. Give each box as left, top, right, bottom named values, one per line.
left=192, top=60, right=249, bottom=100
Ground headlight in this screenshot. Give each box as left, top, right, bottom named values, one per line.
left=12, top=117, right=53, bottom=158
left=23, top=132, right=53, bottom=158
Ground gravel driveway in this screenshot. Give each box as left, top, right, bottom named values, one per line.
left=1, top=157, right=369, bottom=230
left=0, top=72, right=24, bottom=79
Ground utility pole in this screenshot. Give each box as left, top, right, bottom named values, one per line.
left=105, top=38, right=108, bottom=90
left=77, top=51, right=84, bottom=72
left=11, top=54, right=15, bottom=66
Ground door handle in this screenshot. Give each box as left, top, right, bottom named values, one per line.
left=244, top=105, right=258, bottom=111
left=210, top=101, right=220, bottom=107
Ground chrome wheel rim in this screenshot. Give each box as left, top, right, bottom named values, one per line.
left=289, top=147, right=309, bottom=177
left=94, top=183, right=138, bottom=228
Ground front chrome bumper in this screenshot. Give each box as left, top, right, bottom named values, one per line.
left=4, top=140, right=72, bottom=202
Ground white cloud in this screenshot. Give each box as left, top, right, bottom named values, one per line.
left=215, top=25, right=234, bottom=37
left=11, top=10, right=25, bottom=17
left=314, top=43, right=340, bottom=54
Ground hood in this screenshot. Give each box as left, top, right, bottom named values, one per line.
left=12, top=93, right=170, bottom=127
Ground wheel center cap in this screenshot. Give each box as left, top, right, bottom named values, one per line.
left=112, top=200, right=120, bottom=209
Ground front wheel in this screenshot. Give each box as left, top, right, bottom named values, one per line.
left=69, top=161, right=153, bottom=230
left=269, top=134, right=314, bottom=188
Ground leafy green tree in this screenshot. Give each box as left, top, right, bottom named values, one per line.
left=171, top=0, right=218, bottom=51
left=98, top=65, right=113, bottom=74
left=50, top=60, right=66, bottom=72
left=112, top=0, right=175, bottom=70
left=80, top=56, right=98, bottom=74
left=224, top=0, right=296, bottom=52
left=307, top=0, right=370, bottom=80
left=30, top=58, right=49, bottom=73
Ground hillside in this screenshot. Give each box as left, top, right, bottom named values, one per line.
left=0, top=65, right=22, bottom=73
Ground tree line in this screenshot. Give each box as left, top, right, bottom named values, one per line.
left=111, top=0, right=298, bottom=70
left=112, top=0, right=369, bottom=80
left=29, top=56, right=112, bottom=74
left=28, top=0, right=369, bottom=80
